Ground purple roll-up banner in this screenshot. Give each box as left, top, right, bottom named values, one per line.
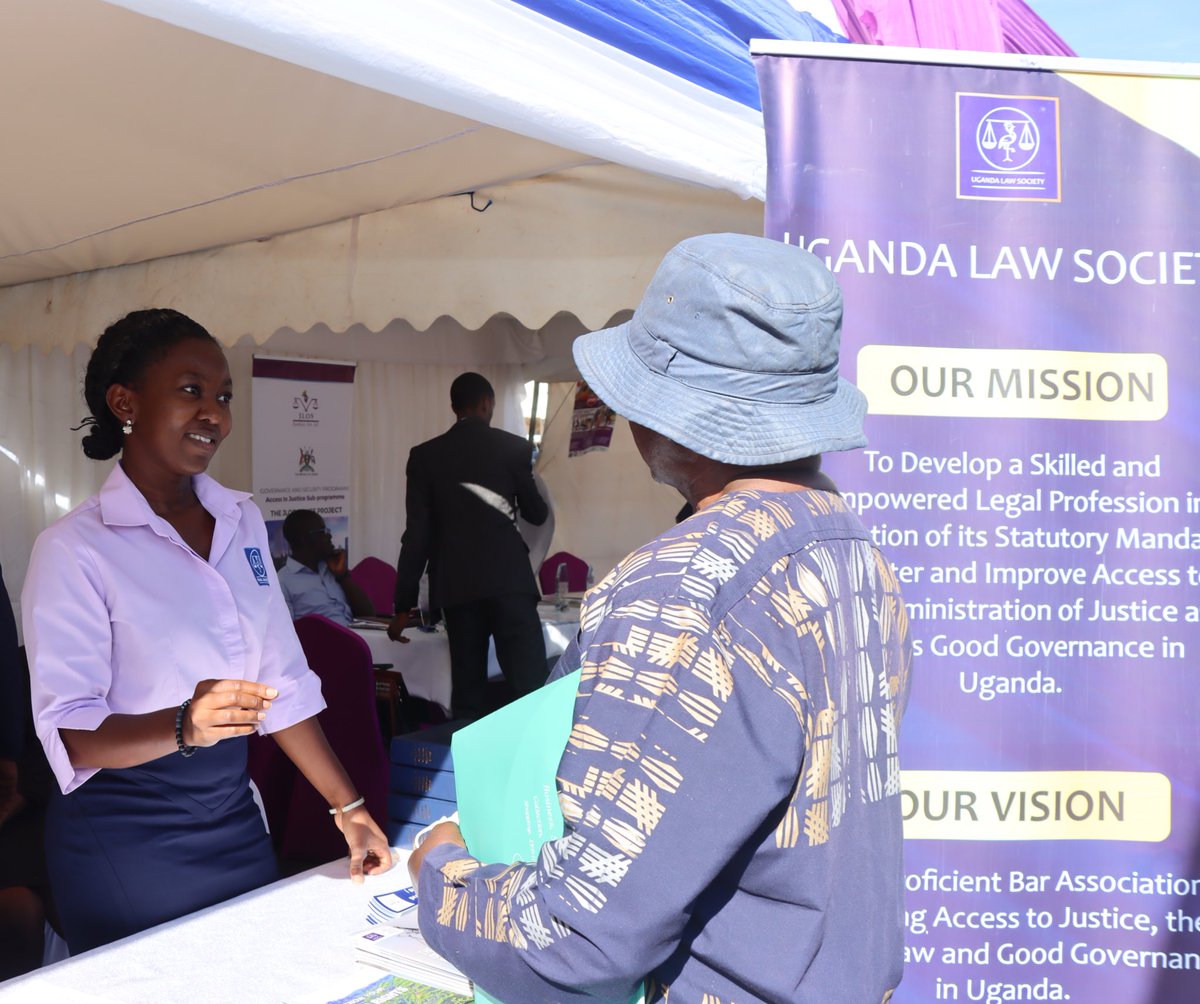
left=251, top=355, right=357, bottom=563
left=755, top=42, right=1200, bottom=1002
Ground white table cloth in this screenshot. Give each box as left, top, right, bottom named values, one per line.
left=0, top=854, right=418, bottom=1004
left=352, top=602, right=580, bottom=714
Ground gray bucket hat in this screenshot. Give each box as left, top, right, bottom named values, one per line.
left=572, top=233, right=867, bottom=466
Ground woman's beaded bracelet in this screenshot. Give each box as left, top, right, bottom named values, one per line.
left=175, top=699, right=198, bottom=758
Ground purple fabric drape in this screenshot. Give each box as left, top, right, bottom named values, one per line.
left=830, top=0, right=1075, bottom=55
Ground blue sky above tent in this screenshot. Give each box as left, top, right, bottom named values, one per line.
left=1029, top=0, right=1200, bottom=62
left=509, top=0, right=844, bottom=110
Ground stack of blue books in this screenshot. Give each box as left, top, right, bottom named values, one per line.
left=386, top=720, right=464, bottom=848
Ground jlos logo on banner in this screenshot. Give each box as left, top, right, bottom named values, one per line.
left=292, top=389, right=320, bottom=425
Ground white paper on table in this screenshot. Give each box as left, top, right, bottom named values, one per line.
left=350, top=926, right=471, bottom=996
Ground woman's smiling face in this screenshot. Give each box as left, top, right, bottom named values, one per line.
left=111, top=337, right=233, bottom=479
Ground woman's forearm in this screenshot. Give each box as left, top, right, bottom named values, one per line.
left=61, top=678, right=276, bottom=770
left=273, top=715, right=394, bottom=880
left=60, top=709, right=178, bottom=769
left=271, top=716, right=359, bottom=809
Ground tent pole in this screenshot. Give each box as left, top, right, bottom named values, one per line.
left=528, top=380, right=541, bottom=445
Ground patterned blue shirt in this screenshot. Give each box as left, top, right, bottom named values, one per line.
left=419, top=488, right=912, bottom=1003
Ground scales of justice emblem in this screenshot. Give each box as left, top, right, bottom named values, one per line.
left=976, top=106, right=1040, bottom=172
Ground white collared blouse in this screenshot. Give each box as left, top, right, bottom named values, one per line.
left=22, top=463, right=325, bottom=793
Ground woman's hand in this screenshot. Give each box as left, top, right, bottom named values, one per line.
left=61, top=680, right=279, bottom=770
left=334, top=805, right=396, bottom=883
left=183, top=679, right=279, bottom=748
left=270, top=718, right=395, bottom=882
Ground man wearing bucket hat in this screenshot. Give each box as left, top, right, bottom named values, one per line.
left=410, top=234, right=913, bottom=1003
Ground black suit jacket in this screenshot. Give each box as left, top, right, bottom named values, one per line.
left=394, top=418, right=548, bottom=611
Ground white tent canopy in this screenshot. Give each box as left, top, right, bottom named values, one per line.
left=1, top=0, right=774, bottom=297
left=4, top=0, right=828, bottom=609
left=0, top=1, right=1072, bottom=610
left=0, top=0, right=1072, bottom=330
left=0, top=1, right=1080, bottom=611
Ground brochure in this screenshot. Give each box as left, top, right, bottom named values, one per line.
left=290, top=969, right=471, bottom=1004
left=350, top=927, right=472, bottom=997
left=452, top=670, right=580, bottom=864
left=366, top=882, right=420, bottom=928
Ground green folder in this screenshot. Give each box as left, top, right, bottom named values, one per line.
left=452, top=670, right=645, bottom=1004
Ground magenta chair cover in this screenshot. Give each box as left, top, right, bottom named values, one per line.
left=538, top=550, right=590, bottom=594
left=246, top=731, right=295, bottom=854
left=350, top=555, right=398, bottom=616
left=279, top=614, right=389, bottom=863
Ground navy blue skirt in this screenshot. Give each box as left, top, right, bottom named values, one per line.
left=45, top=735, right=278, bottom=954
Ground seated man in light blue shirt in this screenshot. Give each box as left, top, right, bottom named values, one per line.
left=277, top=510, right=375, bottom=625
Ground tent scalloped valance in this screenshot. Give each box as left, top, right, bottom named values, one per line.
left=0, top=165, right=762, bottom=353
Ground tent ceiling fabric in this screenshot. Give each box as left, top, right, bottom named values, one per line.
left=0, top=164, right=763, bottom=353
left=107, top=0, right=770, bottom=185
left=0, top=0, right=590, bottom=289
left=0, top=0, right=1074, bottom=338
left=506, top=0, right=845, bottom=109
left=0, top=0, right=773, bottom=291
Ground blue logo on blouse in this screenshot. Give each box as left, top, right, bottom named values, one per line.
left=244, top=547, right=270, bottom=586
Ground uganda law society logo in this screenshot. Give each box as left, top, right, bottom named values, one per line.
left=957, top=92, right=1061, bottom=202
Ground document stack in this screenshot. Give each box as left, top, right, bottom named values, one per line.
left=385, top=720, right=465, bottom=848
left=365, top=883, right=419, bottom=928
left=350, top=927, right=472, bottom=998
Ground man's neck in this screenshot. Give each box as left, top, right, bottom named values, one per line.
left=293, top=553, right=322, bottom=573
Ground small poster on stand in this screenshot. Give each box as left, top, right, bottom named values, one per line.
left=568, top=380, right=615, bottom=456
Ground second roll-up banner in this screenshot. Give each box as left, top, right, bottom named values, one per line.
left=251, top=356, right=357, bottom=564
left=754, top=41, right=1200, bottom=1002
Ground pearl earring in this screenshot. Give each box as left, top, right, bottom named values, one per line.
left=122, top=419, right=133, bottom=436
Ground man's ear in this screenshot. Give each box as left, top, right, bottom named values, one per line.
left=106, top=383, right=135, bottom=425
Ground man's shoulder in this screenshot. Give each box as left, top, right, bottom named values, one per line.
left=411, top=422, right=503, bottom=450
left=406, top=433, right=455, bottom=473
left=600, top=490, right=867, bottom=604
left=456, top=420, right=529, bottom=448
left=420, top=422, right=530, bottom=458
left=276, top=557, right=312, bottom=583
left=409, top=434, right=444, bottom=456
left=480, top=425, right=534, bottom=460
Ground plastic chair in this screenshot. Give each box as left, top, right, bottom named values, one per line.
left=350, top=556, right=398, bottom=617
left=260, top=615, right=389, bottom=865
left=538, top=550, right=590, bottom=595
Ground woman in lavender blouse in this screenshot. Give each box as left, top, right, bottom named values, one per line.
left=21, top=309, right=393, bottom=954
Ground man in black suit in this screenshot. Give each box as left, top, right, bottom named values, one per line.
left=388, top=373, right=549, bottom=720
